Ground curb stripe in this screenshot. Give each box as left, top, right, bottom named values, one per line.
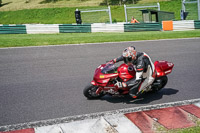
left=125, top=104, right=200, bottom=132
left=180, top=104, right=200, bottom=118
left=144, top=106, right=195, bottom=129
left=0, top=128, right=34, bottom=133
left=125, top=112, right=154, bottom=133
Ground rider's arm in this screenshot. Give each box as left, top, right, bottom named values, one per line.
left=113, top=55, right=123, bottom=63
left=135, top=19, right=140, bottom=23
left=135, top=60, right=144, bottom=80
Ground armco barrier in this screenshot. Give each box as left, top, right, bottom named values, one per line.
left=194, top=20, right=200, bottom=29
left=0, top=21, right=200, bottom=34
left=26, top=24, right=59, bottom=34
left=59, top=24, right=91, bottom=33
left=173, top=20, right=194, bottom=31
left=91, top=23, right=124, bottom=32
left=0, top=25, right=26, bottom=34
left=162, top=21, right=173, bottom=31
left=124, top=23, right=161, bottom=32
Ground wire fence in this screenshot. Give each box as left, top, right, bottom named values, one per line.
left=79, top=7, right=112, bottom=24
left=182, top=0, right=200, bottom=20
left=124, top=3, right=160, bottom=23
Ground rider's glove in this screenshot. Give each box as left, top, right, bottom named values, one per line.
left=113, top=58, right=117, bottom=63
left=106, top=60, right=114, bottom=65
left=106, top=58, right=118, bottom=65
left=115, top=81, right=127, bottom=88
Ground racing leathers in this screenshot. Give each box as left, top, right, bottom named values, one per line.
left=113, top=52, right=155, bottom=98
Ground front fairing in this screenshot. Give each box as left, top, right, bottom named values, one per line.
left=93, top=64, right=118, bottom=86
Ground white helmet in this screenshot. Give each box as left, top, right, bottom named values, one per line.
left=122, top=46, right=137, bottom=64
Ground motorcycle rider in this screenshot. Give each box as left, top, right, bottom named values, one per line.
left=111, top=46, right=156, bottom=98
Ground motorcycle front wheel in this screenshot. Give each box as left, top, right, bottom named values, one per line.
left=83, top=84, right=105, bottom=99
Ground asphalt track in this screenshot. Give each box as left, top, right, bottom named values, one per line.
left=0, top=38, right=200, bottom=127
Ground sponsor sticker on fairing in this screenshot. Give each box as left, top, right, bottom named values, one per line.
left=165, top=70, right=171, bottom=74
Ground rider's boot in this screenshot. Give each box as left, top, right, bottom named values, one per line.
left=129, top=86, right=139, bottom=99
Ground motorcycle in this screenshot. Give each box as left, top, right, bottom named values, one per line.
left=83, top=60, right=174, bottom=99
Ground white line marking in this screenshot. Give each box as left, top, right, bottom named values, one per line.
left=0, top=37, right=200, bottom=50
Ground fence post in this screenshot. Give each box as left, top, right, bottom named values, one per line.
left=157, top=3, right=160, bottom=11
left=108, top=6, right=112, bottom=24
left=182, top=0, right=186, bottom=12
left=124, top=4, right=128, bottom=23
left=198, top=0, right=200, bottom=20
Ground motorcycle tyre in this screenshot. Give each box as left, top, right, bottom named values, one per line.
left=83, top=84, right=105, bottom=99
left=151, top=76, right=168, bottom=93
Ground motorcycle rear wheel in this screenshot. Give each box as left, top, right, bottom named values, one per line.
left=151, top=76, right=168, bottom=92
left=83, top=84, right=105, bottom=99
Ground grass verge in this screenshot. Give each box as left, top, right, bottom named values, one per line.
left=0, top=0, right=182, bottom=24
left=156, top=117, right=200, bottom=133
left=0, top=30, right=200, bottom=48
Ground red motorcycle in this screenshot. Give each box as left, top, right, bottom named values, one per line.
left=83, top=60, right=174, bottom=99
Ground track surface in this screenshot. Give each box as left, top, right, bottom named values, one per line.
left=0, top=38, right=200, bottom=126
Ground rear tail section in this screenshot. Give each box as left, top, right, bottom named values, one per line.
left=154, top=61, right=174, bottom=78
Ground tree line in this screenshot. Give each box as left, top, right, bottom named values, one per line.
left=38, top=0, right=140, bottom=5
left=101, top=0, right=140, bottom=5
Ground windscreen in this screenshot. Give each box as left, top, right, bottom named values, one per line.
left=101, top=64, right=117, bottom=74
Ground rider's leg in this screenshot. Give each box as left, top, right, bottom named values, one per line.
left=129, top=66, right=155, bottom=98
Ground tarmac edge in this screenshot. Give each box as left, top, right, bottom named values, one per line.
left=1, top=98, right=200, bottom=132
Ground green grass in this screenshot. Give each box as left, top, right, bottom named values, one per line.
left=0, top=30, right=200, bottom=48
left=0, top=0, right=174, bottom=11
left=157, top=126, right=200, bottom=133
left=184, top=3, right=199, bottom=20
left=160, top=0, right=182, bottom=20
left=156, top=121, right=200, bottom=133
left=0, top=0, right=104, bottom=11
left=0, top=0, right=183, bottom=24
left=0, top=6, right=123, bottom=24
left=171, top=126, right=200, bottom=133
left=0, top=7, right=77, bottom=24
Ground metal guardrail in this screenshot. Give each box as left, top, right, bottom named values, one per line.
left=0, top=21, right=200, bottom=34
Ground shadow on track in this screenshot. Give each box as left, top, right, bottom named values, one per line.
left=100, top=88, right=179, bottom=104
